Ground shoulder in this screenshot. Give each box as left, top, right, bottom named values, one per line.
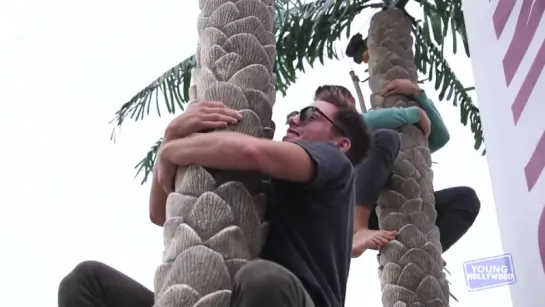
left=284, top=140, right=353, bottom=190
left=292, top=140, right=348, bottom=159
left=292, top=140, right=352, bottom=173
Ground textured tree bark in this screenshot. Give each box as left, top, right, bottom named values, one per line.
left=367, top=8, right=449, bottom=307
left=153, top=0, right=276, bottom=306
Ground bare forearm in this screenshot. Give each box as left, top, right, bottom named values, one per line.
left=162, top=131, right=314, bottom=183
left=150, top=132, right=248, bottom=227
left=149, top=166, right=168, bottom=226
left=162, top=132, right=257, bottom=171
left=149, top=136, right=177, bottom=227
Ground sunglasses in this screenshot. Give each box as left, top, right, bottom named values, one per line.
left=286, top=106, right=347, bottom=136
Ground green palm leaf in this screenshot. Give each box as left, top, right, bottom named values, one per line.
left=118, top=0, right=483, bottom=184
left=417, top=0, right=469, bottom=56
left=109, top=56, right=196, bottom=141
left=110, top=0, right=382, bottom=140
left=134, top=138, right=163, bottom=184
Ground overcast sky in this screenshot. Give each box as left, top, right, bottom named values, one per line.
left=0, top=0, right=511, bottom=306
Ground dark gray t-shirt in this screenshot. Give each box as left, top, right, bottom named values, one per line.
left=260, top=140, right=355, bottom=307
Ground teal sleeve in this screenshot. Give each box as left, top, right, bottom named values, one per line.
left=415, top=91, right=450, bottom=153
left=363, top=107, right=421, bottom=130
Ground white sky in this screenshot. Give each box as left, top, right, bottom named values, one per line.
left=0, top=0, right=512, bottom=306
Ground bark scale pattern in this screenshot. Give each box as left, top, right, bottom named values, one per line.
left=153, top=1, right=276, bottom=306
left=367, top=8, right=449, bottom=307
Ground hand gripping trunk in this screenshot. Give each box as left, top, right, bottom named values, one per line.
left=153, top=1, right=277, bottom=306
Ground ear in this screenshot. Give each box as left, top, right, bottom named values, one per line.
left=336, top=137, right=351, bottom=154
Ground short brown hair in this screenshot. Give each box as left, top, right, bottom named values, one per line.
left=314, top=85, right=356, bottom=108
left=314, top=85, right=371, bottom=165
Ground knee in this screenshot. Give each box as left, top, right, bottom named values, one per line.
left=58, top=261, right=107, bottom=297
left=234, top=260, right=296, bottom=294
left=372, top=129, right=401, bottom=160
left=459, top=187, right=481, bottom=219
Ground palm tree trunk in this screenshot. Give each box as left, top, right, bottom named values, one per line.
left=367, top=8, right=449, bottom=307
left=153, top=1, right=276, bottom=306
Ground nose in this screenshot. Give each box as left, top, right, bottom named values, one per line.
left=287, top=114, right=300, bottom=127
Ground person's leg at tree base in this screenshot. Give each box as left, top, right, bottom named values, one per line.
left=231, top=260, right=315, bottom=307
left=58, top=260, right=154, bottom=307
left=352, top=129, right=400, bottom=257
left=58, top=260, right=315, bottom=307
left=370, top=186, right=481, bottom=265
left=434, top=186, right=481, bottom=252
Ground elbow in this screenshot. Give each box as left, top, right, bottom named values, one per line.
left=149, top=187, right=167, bottom=227
left=149, top=174, right=167, bottom=227
left=442, top=129, right=451, bottom=145
left=431, top=130, right=450, bottom=152
left=149, top=211, right=165, bottom=227
left=161, top=140, right=189, bottom=166
left=161, top=142, right=178, bottom=164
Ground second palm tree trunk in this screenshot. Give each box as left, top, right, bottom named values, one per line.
left=153, top=0, right=277, bottom=306
left=367, top=8, right=449, bottom=307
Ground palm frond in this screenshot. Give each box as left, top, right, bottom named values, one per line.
left=123, top=0, right=484, bottom=184
left=111, top=0, right=383, bottom=136
left=450, top=291, right=459, bottom=303
left=412, top=19, right=484, bottom=153
left=110, top=1, right=302, bottom=137
left=275, top=0, right=383, bottom=92
left=117, top=0, right=388, bottom=183
left=134, top=138, right=163, bottom=184
left=109, top=56, right=196, bottom=141
left=416, top=0, right=470, bottom=57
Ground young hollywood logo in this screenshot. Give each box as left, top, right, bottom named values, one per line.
left=463, top=254, right=516, bottom=291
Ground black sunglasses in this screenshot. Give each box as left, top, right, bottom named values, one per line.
left=286, top=106, right=347, bottom=136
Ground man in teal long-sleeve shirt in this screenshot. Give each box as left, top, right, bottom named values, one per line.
left=312, top=82, right=481, bottom=260
left=362, top=80, right=450, bottom=153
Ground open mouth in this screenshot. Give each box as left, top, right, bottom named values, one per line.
left=287, top=128, right=300, bottom=136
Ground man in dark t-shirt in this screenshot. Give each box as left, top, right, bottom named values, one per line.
left=57, top=86, right=371, bottom=307
left=260, top=139, right=356, bottom=307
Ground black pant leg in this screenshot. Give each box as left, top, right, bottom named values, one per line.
left=354, top=129, right=401, bottom=229
left=231, top=260, right=315, bottom=307
left=58, top=260, right=154, bottom=307
left=434, top=186, right=481, bottom=252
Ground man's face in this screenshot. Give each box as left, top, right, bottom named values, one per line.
left=283, top=100, right=340, bottom=142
